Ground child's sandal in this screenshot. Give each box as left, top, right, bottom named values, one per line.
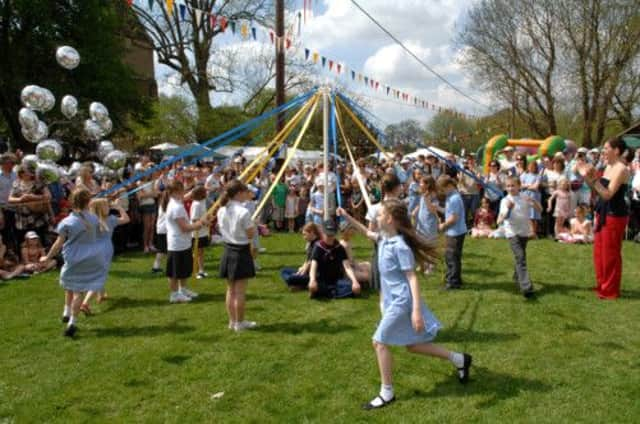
left=362, top=395, right=395, bottom=410
left=79, top=303, right=92, bottom=316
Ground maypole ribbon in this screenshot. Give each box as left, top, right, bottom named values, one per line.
left=252, top=94, right=321, bottom=221
left=334, top=101, right=373, bottom=210
left=335, top=97, right=393, bottom=162
left=329, top=94, right=342, bottom=210
left=97, top=89, right=316, bottom=198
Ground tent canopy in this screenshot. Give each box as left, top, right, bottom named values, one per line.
left=403, top=146, right=452, bottom=160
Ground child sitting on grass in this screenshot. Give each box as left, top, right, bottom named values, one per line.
left=21, top=231, right=56, bottom=274
left=0, top=235, right=26, bottom=280
left=557, top=205, right=593, bottom=244
left=471, top=197, right=496, bottom=238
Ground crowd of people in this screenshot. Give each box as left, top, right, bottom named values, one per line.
left=0, top=137, right=637, bottom=409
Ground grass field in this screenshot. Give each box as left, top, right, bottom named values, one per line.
left=1, top=235, right=639, bottom=423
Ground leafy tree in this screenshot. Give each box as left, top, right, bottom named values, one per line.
left=426, top=111, right=474, bottom=154
left=0, top=0, right=150, bottom=152
left=130, top=95, right=197, bottom=150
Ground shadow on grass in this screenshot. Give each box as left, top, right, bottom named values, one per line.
left=162, top=354, right=191, bottom=365
left=254, top=319, right=356, bottom=335
left=437, top=328, right=520, bottom=344
left=90, top=322, right=195, bottom=338
left=414, top=366, right=552, bottom=409
left=100, top=293, right=225, bottom=313
left=595, top=341, right=626, bottom=351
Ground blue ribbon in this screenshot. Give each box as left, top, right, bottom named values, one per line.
left=330, top=94, right=342, bottom=209
left=97, top=89, right=316, bottom=198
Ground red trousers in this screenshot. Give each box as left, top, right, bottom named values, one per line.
left=593, top=214, right=628, bottom=299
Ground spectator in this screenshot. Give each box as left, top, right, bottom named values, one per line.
left=8, top=164, right=52, bottom=244
left=280, top=222, right=321, bottom=291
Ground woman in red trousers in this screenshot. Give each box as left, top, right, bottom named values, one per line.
left=580, top=137, right=630, bottom=299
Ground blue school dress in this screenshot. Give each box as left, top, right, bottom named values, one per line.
left=310, top=191, right=323, bottom=225
left=95, top=215, right=119, bottom=288
left=416, top=196, right=438, bottom=240
left=519, top=172, right=542, bottom=220
left=56, top=212, right=104, bottom=292
left=408, top=181, right=421, bottom=215
left=373, top=235, right=441, bottom=346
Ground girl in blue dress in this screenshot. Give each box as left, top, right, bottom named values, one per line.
left=40, top=188, right=103, bottom=337
left=80, top=198, right=130, bottom=313
left=412, top=176, right=439, bottom=274
left=338, top=199, right=472, bottom=410
left=519, top=160, right=542, bottom=236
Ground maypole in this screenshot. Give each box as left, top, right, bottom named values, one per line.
left=322, top=87, right=330, bottom=221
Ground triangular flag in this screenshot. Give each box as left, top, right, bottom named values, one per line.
left=179, top=4, right=186, bottom=21
left=375, top=82, right=379, bottom=90
left=240, top=22, right=249, bottom=39
left=337, top=63, right=342, bottom=74
left=269, top=31, right=275, bottom=44
left=126, top=0, right=133, bottom=7
left=219, top=16, right=228, bottom=32
left=364, top=76, right=368, bottom=85
left=386, top=86, right=390, bottom=95
left=285, top=38, right=291, bottom=49
left=358, top=74, right=363, bottom=82
left=166, top=0, right=174, bottom=15
left=148, top=0, right=153, bottom=10
left=230, top=20, right=236, bottom=34
left=209, top=14, right=217, bottom=30
left=194, top=9, right=202, bottom=26
left=312, top=52, right=319, bottom=64
left=321, top=56, right=326, bottom=67
left=297, top=11, right=302, bottom=35
left=351, top=70, right=356, bottom=80
left=304, top=48, right=310, bottom=61
left=328, top=60, right=334, bottom=71
left=251, top=27, right=257, bottom=40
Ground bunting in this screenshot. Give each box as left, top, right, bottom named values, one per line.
left=136, top=0, right=473, bottom=119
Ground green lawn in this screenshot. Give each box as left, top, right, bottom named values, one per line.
left=1, top=235, right=639, bottom=423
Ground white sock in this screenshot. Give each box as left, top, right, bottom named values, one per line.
left=369, top=384, right=394, bottom=407
left=63, top=305, right=70, bottom=317
left=153, top=255, right=161, bottom=269
left=449, top=352, right=464, bottom=368
left=68, top=315, right=76, bottom=326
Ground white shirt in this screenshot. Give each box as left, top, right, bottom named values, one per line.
left=156, top=205, right=167, bottom=235
left=499, top=194, right=531, bottom=238
left=216, top=200, right=253, bottom=245
left=189, top=200, right=208, bottom=238
left=314, top=171, right=337, bottom=193
left=165, top=198, right=190, bottom=251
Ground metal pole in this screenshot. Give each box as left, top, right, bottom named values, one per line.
left=322, top=88, right=329, bottom=221
left=275, top=0, right=285, bottom=133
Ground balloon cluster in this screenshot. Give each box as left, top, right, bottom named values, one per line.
left=17, top=45, right=127, bottom=184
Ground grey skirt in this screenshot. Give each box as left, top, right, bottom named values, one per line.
left=219, top=243, right=255, bottom=281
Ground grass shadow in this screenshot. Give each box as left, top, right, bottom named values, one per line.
left=90, top=323, right=195, bottom=338
left=436, top=328, right=520, bottom=344
left=161, top=354, right=191, bottom=365
left=414, top=366, right=552, bottom=409
left=255, top=319, right=357, bottom=335
left=100, top=296, right=177, bottom=312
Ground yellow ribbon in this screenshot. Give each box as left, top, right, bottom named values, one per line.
left=336, top=97, right=393, bottom=162
left=251, top=95, right=320, bottom=221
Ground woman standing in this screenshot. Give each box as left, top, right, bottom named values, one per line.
left=136, top=173, right=158, bottom=253
left=8, top=165, right=52, bottom=244
left=580, top=138, right=630, bottom=299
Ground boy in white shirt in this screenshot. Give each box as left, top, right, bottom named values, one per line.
left=497, top=176, right=542, bottom=299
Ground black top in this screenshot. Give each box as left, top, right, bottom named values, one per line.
left=311, top=240, right=347, bottom=284
left=594, top=177, right=629, bottom=232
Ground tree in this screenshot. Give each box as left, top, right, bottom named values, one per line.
left=0, top=0, right=150, bottom=152
left=457, top=0, right=561, bottom=138
left=132, top=0, right=308, bottom=140
left=384, top=119, right=425, bottom=147
left=426, top=111, right=474, bottom=154
left=130, top=95, right=197, bottom=149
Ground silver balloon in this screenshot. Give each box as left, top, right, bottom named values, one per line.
left=98, top=117, right=112, bottom=136
left=84, top=119, right=103, bottom=141
left=67, top=161, right=83, bottom=177
left=22, top=120, right=48, bottom=143
left=97, top=141, right=115, bottom=160
left=93, top=162, right=104, bottom=177
left=36, top=139, right=63, bottom=162
left=19, top=107, right=39, bottom=130
left=21, top=85, right=48, bottom=111
left=36, top=161, right=60, bottom=183
left=89, top=102, right=109, bottom=123
left=55, top=46, right=80, bottom=70
left=41, top=88, right=55, bottom=112
left=21, top=154, right=39, bottom=172
left=60, top=95, right=78, bottom=119
left=103, top=150, right=127, bottom=170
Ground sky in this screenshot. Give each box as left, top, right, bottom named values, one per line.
left=156, top=0, right=491, bottom=127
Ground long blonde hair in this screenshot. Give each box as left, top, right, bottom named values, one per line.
left=90, top=198, right=109, bottom=233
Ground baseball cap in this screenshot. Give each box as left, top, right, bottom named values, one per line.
left=589, top=148, right=599, bottom=154
left=502, top=146, right=514, bottom=152
left=577, top=147, right=588, bottom=154
left=25, top=231, right=39, bottom=239
left=322, top=220, right=337, bottom=236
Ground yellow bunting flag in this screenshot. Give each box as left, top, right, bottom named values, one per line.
left=312, top=52, right=319, bottom=64
left=166, top=0, right=174, bottom=14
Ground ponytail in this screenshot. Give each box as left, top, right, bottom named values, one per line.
left=383, top=199, right=439, bottom=266
left=219, top=179, right=248, bottom=207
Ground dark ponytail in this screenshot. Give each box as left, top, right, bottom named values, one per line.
left=382, top=198, right=439, bottom=266
left=219, top=179, right=249, bottom=207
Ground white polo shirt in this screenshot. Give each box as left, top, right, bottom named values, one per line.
left=166, top=198, right=191, bottom=251
left=499, top=194, right=531, bottom=238
left=216, top=200, right=253, bottom=245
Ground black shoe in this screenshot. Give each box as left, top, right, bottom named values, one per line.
left=362, top=395, right=395, bottom=410
left=523, top=290, right=536, bottom=299
left=64, top=324, right=77, bottom=338
left=61, top=315, right=70, bottom=324
left=151, top=267, right=163, bottom=274
left=457, top=353, right=472, bottom=384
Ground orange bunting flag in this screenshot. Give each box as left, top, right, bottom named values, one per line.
left=269, top=31, right=275, bottom=44
left=312, top=52, right=319, bottom=64
left=286, top=38, right=291, bottom=49
left=166, top=0, right=174, bottom=14
left=240, top=22, right=249, bottom=39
